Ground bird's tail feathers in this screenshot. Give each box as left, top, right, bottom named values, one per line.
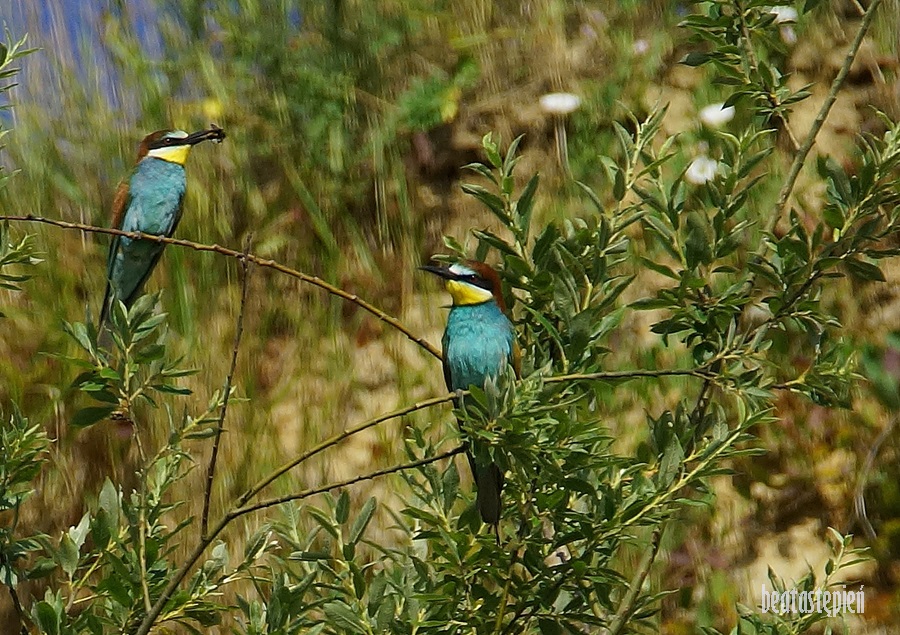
left=473, top=461, right=504, bottom=526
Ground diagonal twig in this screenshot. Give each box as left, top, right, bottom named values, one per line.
left=769, top=0, right=884, bottom=231
left=238, top=392, right=458, bottom=506
left=133, top=362, right=729, bottom=635
left=132, top=446, right=462, bottom=635
left=231, top=446, right=465, bottom=518
left=201, top=234, right=253, bottom=538
left=4, top=577, right=29, bottom=635
left=545, top=367, right=713, bottom=384
left=608, top=525, right=665, bottom=634
left=240, top=366, right=716, bottom=504
left=854, top=414, right=897, bottom=541
left=0, top=214, right=442, bottom=359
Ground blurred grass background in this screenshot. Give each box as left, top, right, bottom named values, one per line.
left=1, top=0, right=900, bottom=631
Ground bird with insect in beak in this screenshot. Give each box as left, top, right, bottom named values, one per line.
left=422, top=259, right=521, bottom=527
left=98, top=125, right=226, bottom=332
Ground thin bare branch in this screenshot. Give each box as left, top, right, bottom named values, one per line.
left=770, top=0, right=884, bottom=230
left=6, top=584, right=29, bottom=635
left=131, top=361, right=723, bottom=635
left=545, top=368, right=713, bottom=384
left=232, top=446, right=464, bottom=518
left=132, top=446, right=462, bottom=635
left=202, top=235, right=253, bottom=538
left=854, top=414, right=897, bottom=541
left=238, top=392, right=458, bottom=506
left=608, top=525, right=665, bottom=635
left=0, top=215, right=442, bottom=360
left=241, top=367, right=714, bottom=503
left=132, top=432, right=153, bottom=615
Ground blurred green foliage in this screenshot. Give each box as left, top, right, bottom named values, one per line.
left=2, top=0, right=900, bottom=633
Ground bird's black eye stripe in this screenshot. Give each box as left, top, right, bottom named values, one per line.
left=148, top=136, right=183, bottom=149
left=463, top=274, right=493, bottom=291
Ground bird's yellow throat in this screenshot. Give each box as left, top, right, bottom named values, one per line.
left=446, top=279, right=494, bottom=305
left=147, top=145, right=192, bottom=165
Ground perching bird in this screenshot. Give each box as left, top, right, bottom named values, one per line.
left=422, top=260, right=521, bottom=526
left=98, top=126, right=226, bottom=330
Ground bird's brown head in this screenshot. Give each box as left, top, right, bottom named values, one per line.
left=420, top=259, right=507, bottom=310
left=136, top=124, right=226, bottom=165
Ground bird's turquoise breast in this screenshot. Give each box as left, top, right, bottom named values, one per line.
left=107, top=157, right=187, bottom=304
left=121, top=157, right=187, bottom=235
left=443, top=302, right=515, bottom=391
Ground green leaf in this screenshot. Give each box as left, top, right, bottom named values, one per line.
left=683, top=212, right=712, bottom=269
left=515, top=173, right=539, bottom=239
left=442, top=234, right=467, bottom=257
left=473, top=229, right=517, bottom=257
left=822, top=205, right=844, bottom=230
left=348, top=497, right=377, bottom=545
left=306, top=506, right=340, bottom=539
left=639, top=257, right=679, bottom=280
left=503, top=135, right=524, bottom=175
left=613, top=167, right=626, bottom=201
left=539, top=617, right=563, bottom=635
left=243, top=526, right=271, bottom=562
left=68, top=513, right=91, bottom=550
left=482, top=133, right=502, bottom=168
left=804, top=0, right=825, bottom=13
left=375, top=593, right=397, bottom=630
left=462, top=184, right=506, bottom=217
left=643, top=215, right=681, bottom=261
left=462, top=162, right=498, bottom=185
left=34, top=600, right=61, bottom=635
left=151, top=383, right=193, bottom=395
left=71, top=407, right=116, bottom=428
left=57, top=534, right=79, bottom=577
left=65, top=321, right=94, bottom=354
left=658, top=437, right=684, bottom=487
left=531, top=224, right=560, bottom=266
left=441, top=462, right=460, bottom=513
left=323, top=600, right=367, bottom=634
left=613, top=121, right=635, bottom=156
left=134, top=343, right=165, bottom=363
left=630, top=297, right=671, bottom=310
left=845, top=257, right=885, bottom=282
left=335, top=490, right=350, bottom=524
left=26, top=558, right=58, bottom=580
left=681, top=51, right=712, bottom=66
left=98, top=571, right=133, bottom=607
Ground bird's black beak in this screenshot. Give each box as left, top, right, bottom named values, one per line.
left=184, top=124, right=227, bottom=145
left=420, top=264, right=455, bottom=281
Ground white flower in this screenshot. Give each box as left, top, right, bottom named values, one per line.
left=632, top=39, right=650, bottom=56
left=768, top=6, right=798, bottom=23
left=686, top=156, right=719, bottom=185
left=699, top=102, right=735, bottom=127
left=539, top=92, right=582, bottom=115
left=780, top=25, right=797, bottom=44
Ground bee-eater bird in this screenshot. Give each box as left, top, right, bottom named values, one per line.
left=422, top=260, right=521, bottom=526
left=98, top=126, right=226, bottom=330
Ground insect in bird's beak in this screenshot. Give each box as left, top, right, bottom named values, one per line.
left=208, top=123, right=226, bottom=143
left=184, top=125, right=227, bottom=146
